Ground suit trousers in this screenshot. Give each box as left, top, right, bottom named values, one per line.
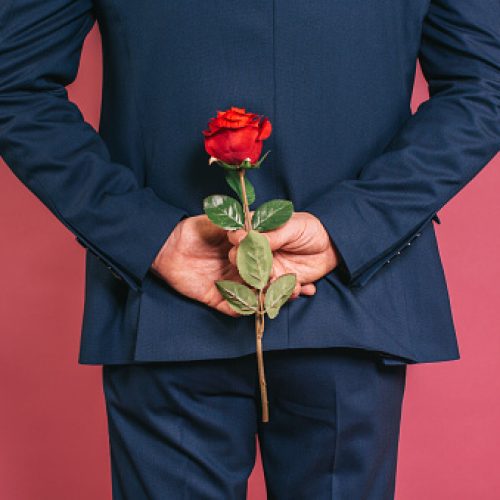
left=101, top=347, right=407, bottom=499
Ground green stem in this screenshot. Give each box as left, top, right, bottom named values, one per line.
left=256, top=288, right=269, bottom=422
left=239, top=168, right=252, bottom=232
left=238, top=168, right=268, bottom=421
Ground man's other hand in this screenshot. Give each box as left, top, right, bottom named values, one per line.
left=227, top=212, right=339, bottom=297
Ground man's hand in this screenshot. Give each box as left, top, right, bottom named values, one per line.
left=151, top=215, right=241, bottom=317
left=227, top=212, right=340, bottom=297
left=151, top=214, right=322, bottom=318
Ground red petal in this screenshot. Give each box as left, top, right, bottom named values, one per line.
left=257, top=118, right=272, bottom=140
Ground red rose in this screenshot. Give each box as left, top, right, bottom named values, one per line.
left=202, top=106, right=272, bottom=165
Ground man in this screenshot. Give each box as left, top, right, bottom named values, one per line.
left=1, top=0, right=498, bottom=498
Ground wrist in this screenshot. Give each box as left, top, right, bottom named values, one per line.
left=151, top=217, right=185, bottom=275
left=151, top=241, right=167, bottom=274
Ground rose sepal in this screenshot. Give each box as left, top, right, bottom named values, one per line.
left=208, top=150, right=271, bottom=170
left=251, top=150, right=271, bottom=169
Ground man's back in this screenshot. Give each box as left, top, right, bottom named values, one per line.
left=0, top=0, right=499, bottom=365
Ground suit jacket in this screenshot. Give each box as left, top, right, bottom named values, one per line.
left=1, top=0, right=499, bottom=366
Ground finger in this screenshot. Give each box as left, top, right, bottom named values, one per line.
left=228, top=246, right=237, bottom=265
left=228, top=225, right=293, bottom=253
left=268, top=262, right=277, bottom=281
left=260, top=230, right=288, bottom=252
left=227, top=229, right=247, bottom=246
left=215, top=300, right=241, bottom=318
left=267, top=224, right=306, bottom=252
left=300, top=283, right=316, bottom=295
left=288, top=281, right=302, bottom=301
left=228, top=225, right=286, bottom=252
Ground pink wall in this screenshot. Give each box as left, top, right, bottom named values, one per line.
left=1, top=26, right=499, bottom=499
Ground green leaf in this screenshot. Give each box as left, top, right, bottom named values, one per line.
left=264, top=273, right=297, bottom=319
left=203, top=194, right=244, bottom=229
left=225, top=171, right=256, bottom=205
left=215, top=280, right=258, bottom=315
left=236, top=229, right=273, bottom=289
left=251, top=199, right=294, bottom=232
left=251, top=150, right=271, bottom=168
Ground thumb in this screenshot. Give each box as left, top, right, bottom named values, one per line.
left=261, top=227, right=290, bottom=252
left=227, top=224, right=291, bottom=251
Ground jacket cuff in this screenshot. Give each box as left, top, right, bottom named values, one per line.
left=304, top=190, right=441, bottom=287
left=74, top=188, right=190, bottom=291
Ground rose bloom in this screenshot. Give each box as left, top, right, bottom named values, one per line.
left=202, top=106, right=272, bottom=165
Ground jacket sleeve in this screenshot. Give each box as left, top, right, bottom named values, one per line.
left=304, top=0, right=500, bottom=288
left=0, top=0, right=189, bottom=292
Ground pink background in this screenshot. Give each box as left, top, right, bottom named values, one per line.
left=1, top=26, right=499, bottom=499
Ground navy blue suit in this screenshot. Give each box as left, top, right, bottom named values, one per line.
left=1, top=0, right=499, bottom=498
left=102, top=348, right=407, bottom=499
left=1, top=0, right=499, bottom=366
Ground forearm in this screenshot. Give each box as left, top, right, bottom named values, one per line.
left=0, top=0, right=189, bottom=290
left=305, top=0, right=500, bottom=287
